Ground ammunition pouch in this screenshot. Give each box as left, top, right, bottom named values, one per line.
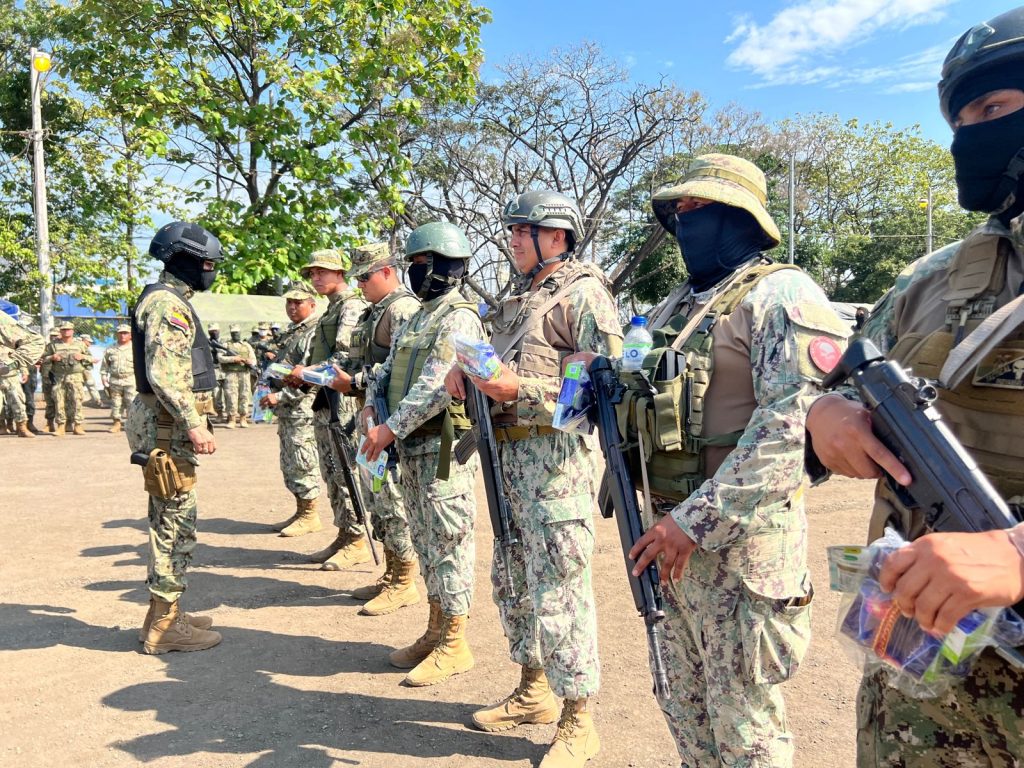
left=142, top=448, right=197, bottom=499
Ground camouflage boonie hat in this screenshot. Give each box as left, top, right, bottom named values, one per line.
left=58, top=321, right=75, bottom=330
left=115, top=324, right=131, bottom=333
left=229, top=323, right=241, bottom=333
left=207, top=322, right=220, bottom=332
left=283, top=280, right=317, bottom=300
left=349, top=242, right=396, bottom=279
left=652, top=153, right=782, bottom=248
left=300, top=248, right=351, bottom=276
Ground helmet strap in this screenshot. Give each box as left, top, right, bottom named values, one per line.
left=523, top=224, right=573, bottom=285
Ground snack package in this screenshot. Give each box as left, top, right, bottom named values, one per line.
left=300, top=363, right=335, bottom=387
left=266, top=362, right=294, bottom=380
left=251, top=383, right=274, bottom=424
left=454, top=334, right=500, bottom=380
left=553, top=361, right=594, bottom=435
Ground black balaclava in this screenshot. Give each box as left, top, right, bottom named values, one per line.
left=165, top=251, right=216, bottom=292
left=208, top=329, right=220, bottom=341
left=674, top=203, right=771, bottom=292
left=409, top=255, right=466, bottom=301
left=230, top=330, right=241, bottom=342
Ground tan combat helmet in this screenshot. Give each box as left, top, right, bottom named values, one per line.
left=652, top=154, right=781, bottom=248
left=300, top=248, right=351, bottom=277
left=348, top=242, right=396, bottom=281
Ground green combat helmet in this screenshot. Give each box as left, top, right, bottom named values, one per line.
left=502, top=190, right=584, bottom=283
left=651, top=154, right=781, bottom=248
left=300, top=248, right=351, bottom=277
left=349, top=242, right=397, bottom=280
left=404, top=222, right=472, bottom=299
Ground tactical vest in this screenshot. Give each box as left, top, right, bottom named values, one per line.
left=350, top=288, right=416, bottom=372
left=47, top=341, right=89, bottom=376
left=386, top=291, right=474, bottom=438
left=616, top=262, right=798, bottom=502
left=131, top=282, right=216, bottom=395
left=309, top=290, right=365, bottom=365
left=879, top=231, right=1024, bottom=538
left=219, top=341, right=251, bottom=372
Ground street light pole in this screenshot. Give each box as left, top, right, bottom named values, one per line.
left=29, top=47, right=52, bottom=334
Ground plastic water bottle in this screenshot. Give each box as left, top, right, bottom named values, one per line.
left=622, top=316, right=654, bottom=371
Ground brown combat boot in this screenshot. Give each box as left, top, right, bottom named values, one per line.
left=351, top=547, right=395, bottom=601
left=538, top=699, right=600, bottom=768
left=224, top=415, right=237, bottom=429
left=54, top=422, right=66, bottom=436
left=322, top=536, right=371, bottom=571
left=361, top=555, right=420, bottom=616
left=389, top=599, right=443, bottom=669
left=15, top=421, right=36, bottom=439
left=143, top=598, right=222, bottom=655
left=137, top=596, right=214, bottom=642
left=472, top=665, right=560, bottom=732
left=279, top=497, right=322, bottom=537
left=271, top=495, right=306, bottom=533
left=109, top=419, right=122, bottom=433
left=404, top=613, right=474, bottom=687
left=72, top=422, right=86, bottom=435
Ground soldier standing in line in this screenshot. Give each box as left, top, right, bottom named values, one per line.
left=614, top=155, right=849, bottom=768
left=328, top=242, right=421, bottom=615
left=219, top=323, right=256, bottom=429
left=22, top=352, right=40, bottom=434
left=361, top=222, right=482, bottom=687
left=207, top=323, right=226, bottom=421
left=100, top=324, right=135, bottom=433
left=0, top=309, right=44, bottom=439
left=445, top=192, right=621, bottom=767
left=43, top=321, right=93, bottom=436
left=806, top=9, right=1024, bottom=765
left=41, top=328, right=58, bottom=432
left=127, top=221, right=221, bottom=655
left=284, top=249, right=370, bottom=558
left=260, top=281, right=323, bottom=537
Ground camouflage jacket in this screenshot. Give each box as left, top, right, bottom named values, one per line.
left=305, top=288, right=369, bottom=369
left=100, top=342, right=134, bottom=385
left=219, top=340, right=256, bottom=372
left=43, top=339, right=93, bottom=377
left=0, top=311, right=44, bottom=381
left=275, top=313, right=319, bottom=417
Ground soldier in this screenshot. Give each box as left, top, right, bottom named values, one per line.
left=445, top=192, right=622, bottom=767
left=219, top=323, right=256, bottom=429
left=0, top=310, right=44, bottom=439
left=100, top=324, right=135, bottom=433
left=610, top=154, right=849, bottom=767
left=328, top=242, right=421, bottom=615
left=126, top=221, right=220, bottom=655
left=284, top=249, right=370, bottom=556
left=806, top=9, right=1024, bottom=766
left=43, top=321, right=93, bottom=436
left=361, top=222, right=482, bottom=687
left=41, top=328, right=58, bottom=431
left=207, top=323, right=226, bottom=420
left=260, top=281, right=324, bottom=537
left=80, top=334, right=103, bottom=407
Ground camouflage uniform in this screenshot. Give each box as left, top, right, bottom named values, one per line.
left=488, top=260, right=622, bottom=700
left=101, top=334, right=136, bottom=422
left=273, top=311, right=320, bottom=501
left=372, top=290, right=482, bottom=617
left=220, top=333, right=256, bottom=419
left=0, top=312, right=44, bottom=426
left=43, top=330, right=91, bottom=427
left=40, top=331, right=57, bottom=426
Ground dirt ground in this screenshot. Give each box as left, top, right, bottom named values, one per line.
left=0, top=407, right=874, bottom=768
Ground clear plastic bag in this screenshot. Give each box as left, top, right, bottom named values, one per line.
left=453, top=334, right=500, bottom=380
left=553, top=361, right=594, bottom=436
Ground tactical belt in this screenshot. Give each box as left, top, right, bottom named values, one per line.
left=493, top=425, right=557, bottom=442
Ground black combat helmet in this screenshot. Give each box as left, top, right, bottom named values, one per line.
left=149, top=222, right=223, bottom=264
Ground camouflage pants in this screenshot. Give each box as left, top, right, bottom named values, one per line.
left=495, top=434, right=601, bottom=699
left=126, top=396, right=200, bottom=603
left=223, top=370, right=251, bottom=417
left=313, top=408, right=364, bottom=538
left=43, top=379, right=54, bottom=421
left=654, top=551, right=810, bottom=768
left=857, top=651, right=1024, bottom=767
left=1, top=374, right=26, bottom=422
left=213, top=374, right=225, bottom=416
left=276, top=415, right=320, bottom=500
left=398, top=435, right=478, bottom=616
left=52, top=373, right=84, bottom=425
left=367, top=469, right=415, bottom=561
left=107, top=381, right=136, bottom=422
left=23, top=368, right=37, bottom=420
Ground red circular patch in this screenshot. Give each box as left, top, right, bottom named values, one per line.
left=809, top=336, right=842, bottom=373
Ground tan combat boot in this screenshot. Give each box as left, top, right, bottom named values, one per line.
left=54, top=422, right=66, bottom=436
left=137, top=596, right=214, bottom=642
left=72, top=422, right=86, bottom=435
left=404, top=613, right=474, bottom=687
left=472, top=665, right=560, bottom=732
left=361, top=555, right=420, bottom=616
left=279, top=497, right=322, bottom=537
left=309, top=530, right=347, bottom=563
left=271, top=495, right=305, bottom=533
left=143, top=598, right=222, bottom=655
left=109, top=419, right=122, bottom=434
left=224, top=415, right=237, bottom=429
left=238, top=416, right=249, bottom=429
left=322, top=536, right=370, bottom=571
left=539, top=698, right=600, bottom=768
left=15, top=421, right=36, bottom=439
left=351, top=547, right=394, bottom=601
left=389, top=599, right=443, bottom=668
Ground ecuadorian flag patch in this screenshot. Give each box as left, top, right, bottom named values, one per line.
left=168, top=310, right=191, bottom=332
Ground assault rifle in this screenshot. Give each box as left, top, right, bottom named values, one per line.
left=588, top=356, right=671, bottom=700
left=823, top=337, right=1024, bottom=619
left=324, top=387, right=380, bottom=565
left=209, top=337, right=261, bottom=379
left=453, top=381, right=517, bottom=601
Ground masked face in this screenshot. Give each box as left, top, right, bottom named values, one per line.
left=674, top=203, right=768, bottom=292
left=166, top=252, right=217, bottom=291
left=208, top=330, right=220, bottom=341
left=230, top=331, right=241, bottom=342
left=951, top=97, right=1024, bottom=215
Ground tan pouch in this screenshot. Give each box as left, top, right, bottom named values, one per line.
left=143, top=449, right=198, bottom=499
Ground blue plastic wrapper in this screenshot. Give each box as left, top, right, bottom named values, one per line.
left=300, top=364, right=335, bottom=387
left=454, top=334, right=500, bottom=380
left=553, top=361, right=594, bottom=435
left=251, top=383, right=274, bottom=424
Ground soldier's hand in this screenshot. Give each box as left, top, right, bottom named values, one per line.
left=805, top=393, right=911, bottom=485
left=51, top=354, right=62, bottom=362
left=628, top=514, right=697, bottom=584
left=187, top=425, right=216, bottom=455
left=328, top=366, right=352, bottom=394
left=72, top=353, right=85, bottom=361
left=562, top=351, right=598, bottom=374
left=471, top=361, right=519, bottom=403
left=361, top=423, right=395, bottom=462
left=879, top=528, right=1024, bottom=636
left=283, top=365, right=304, bottom=388
left=260, top=392, right=279, bottom=408
left=265, top=351, right=276, bottom=361
left=444, top=364, right=467, bottom=400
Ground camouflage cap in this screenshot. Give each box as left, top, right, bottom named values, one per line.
left=258, top=321, right=270, bottom=330
left=207, top=322, right=220, bottom=331
left=652, top=154, right=781, bottom=247
left=115, top=324, right=131, bottom=333
left=270, top=321, right=281, bottom=329
left=58, top=321, right=75, bottom=330
left=81, top=334, right=94, bottom=342
left=300, top=248, right=351, bottom=276
left=283, top=280, right=317, bottom=300
left=348, top=242, right=397, bottom=279
left=49, top=329, right=59, bottom=338
left=229, top=323, right=241, bottom=333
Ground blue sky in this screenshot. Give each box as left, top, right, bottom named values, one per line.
left=478, top=0, right=1012, bottom=145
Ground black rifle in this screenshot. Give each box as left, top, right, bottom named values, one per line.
left=324, top=387, right=380, bottom=565
left=823, top=337, right=1024, bottom=619
left=453, top=381, right=517, bottom=601
left=209, top=337, right=261, bottom=379
left=588, top=355, right=670, bottom=700
left=367, top=369, right=400, bottom=483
